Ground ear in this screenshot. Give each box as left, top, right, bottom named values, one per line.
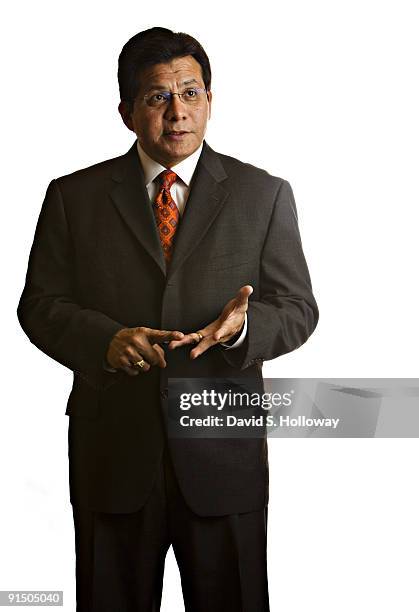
left=206, top=90, right=212, bottom=120
left=118, top=101, right=135, bottom=132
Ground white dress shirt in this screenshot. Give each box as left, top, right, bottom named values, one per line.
left=136, top=139, right=202, bottom=218
left=136, top=140, right=247, bottom=350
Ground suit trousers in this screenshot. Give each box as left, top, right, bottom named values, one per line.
left=72, top=445, right=270, bottom=612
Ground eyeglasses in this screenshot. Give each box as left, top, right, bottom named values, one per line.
left=143, top=87, right=208, bottom=108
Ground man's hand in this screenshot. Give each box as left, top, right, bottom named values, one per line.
left=106, top=327, right=184, bottom=376
left=168, top=285, right=253, bottom=359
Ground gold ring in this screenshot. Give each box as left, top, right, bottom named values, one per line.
left=196, top=332, right=204, bottom=342
left=134, top=359, right=146, bottom=368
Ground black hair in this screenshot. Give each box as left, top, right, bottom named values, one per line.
left=118, top=27, right=212, bottom=112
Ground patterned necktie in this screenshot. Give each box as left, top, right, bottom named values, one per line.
left=153, top=169, right=179, bottom=263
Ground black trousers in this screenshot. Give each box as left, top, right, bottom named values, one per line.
left=72, top=446, right=270, bottom=611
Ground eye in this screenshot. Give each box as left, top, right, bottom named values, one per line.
left=152, top=93, right=168, bottom=103
left=146, top=92, right=170, bottom=106
left=184, top=88, right=198, bottom=98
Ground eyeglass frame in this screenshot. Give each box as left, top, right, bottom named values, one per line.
left=142, top=87, right=208, bottom=108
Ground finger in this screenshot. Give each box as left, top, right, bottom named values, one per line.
left=121, top=365, right=139, bottom=376
left=129, top=336, right=164, bottom=366
left=124, top=344, right=160, bottom=370
left=131, top=330, right=184, bottom=363
left=146, top=329, right=185, bottom=344
left=120, top=355, right=139, bottom=376
left=213, top=320, right=233, bottom=342
left=190, top=336, right=217, bottom=359
left=121, top=354, right=150, bottom=374
left=146, top=344, right=166, bottom=367
left=124, top=345, right=143, bottom=365
left=213, top=320, right=243, bottom=342
left=213, top=330, right=232, bottom=342
left=152, top=343, right=166, bottom=368
left=168, top=332, right=203, bottom=350
left=135, top=342, right=166, bottom=368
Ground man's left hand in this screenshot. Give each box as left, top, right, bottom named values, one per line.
left=168, top=285, right=253, bottom=359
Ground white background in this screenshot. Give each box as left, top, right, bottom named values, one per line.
left=2, top=1, right=419, bottom=610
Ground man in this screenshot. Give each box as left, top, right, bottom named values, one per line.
left=18, top=27, right=318, bottom=612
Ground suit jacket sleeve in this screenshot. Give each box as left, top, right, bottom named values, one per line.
left=222, top=178, right=319, bottom=370
left=17, top=179, right=125, bottom=387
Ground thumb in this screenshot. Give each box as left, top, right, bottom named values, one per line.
left=236, top=284, right=253, bottom=308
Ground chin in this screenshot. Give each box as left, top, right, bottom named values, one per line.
left=166, top=144, right=194, bottom=159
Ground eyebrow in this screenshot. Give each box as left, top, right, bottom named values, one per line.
left=145, top=79, right=200, bottom=93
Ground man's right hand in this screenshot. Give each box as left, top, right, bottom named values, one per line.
left=106, top=327, right=184, bottom=376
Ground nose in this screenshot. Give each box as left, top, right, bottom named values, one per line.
left=164, top=93, right=187, bottom=121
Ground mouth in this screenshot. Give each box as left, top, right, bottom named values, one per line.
left=164, top=131, right=190, bottom=140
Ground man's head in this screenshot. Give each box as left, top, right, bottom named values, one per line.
left=118, top=27, right=212, bottom=168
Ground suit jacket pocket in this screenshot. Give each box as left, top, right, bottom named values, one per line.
left=65, top=379, right=101, bottom=419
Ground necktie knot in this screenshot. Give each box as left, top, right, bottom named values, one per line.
left=158, top=169, right=177, bottom=191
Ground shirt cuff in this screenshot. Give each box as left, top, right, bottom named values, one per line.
left=220, top=313, right=248, bottom=350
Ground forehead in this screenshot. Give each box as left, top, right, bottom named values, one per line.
left=139, top=55, right=204, bottom=90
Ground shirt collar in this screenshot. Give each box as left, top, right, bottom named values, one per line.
left=136, top=139, right=204, bottom=188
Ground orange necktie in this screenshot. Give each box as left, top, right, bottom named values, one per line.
left=153, top=169, right=179, bottom=263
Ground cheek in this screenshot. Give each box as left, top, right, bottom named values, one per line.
left=195, top=108, right=209, bottom=130
left=137, top=115, right=162, bottom=140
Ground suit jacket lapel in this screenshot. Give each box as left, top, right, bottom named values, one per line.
left=110, top=141, right=166, bottom=276
left=109, top=140, right=229, bottom=280
left=167, top=141, right=229, bottom=280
